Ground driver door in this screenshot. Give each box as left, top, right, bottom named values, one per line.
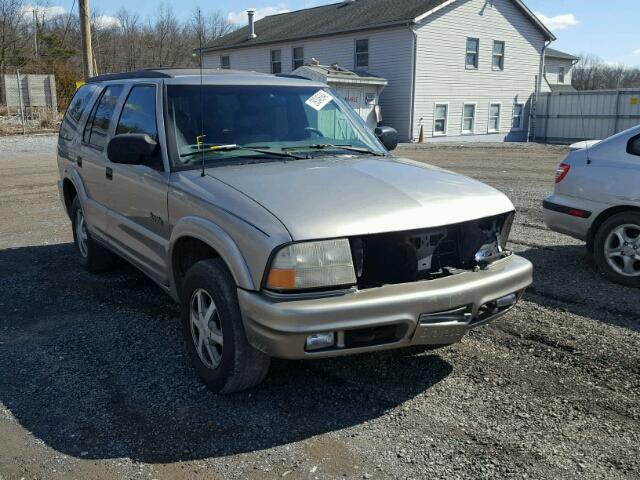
left=105, top=83, right=171, bottom=286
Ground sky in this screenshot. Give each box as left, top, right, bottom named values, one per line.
left=34, top=0, right=640, bottom=66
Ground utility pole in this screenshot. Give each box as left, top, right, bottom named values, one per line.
left=33, top=10, right=38, bottom=57
left=79, top=0, right=94, bottom=79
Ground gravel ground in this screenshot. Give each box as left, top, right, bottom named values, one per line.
left=0, top=135, right=638, bottom=480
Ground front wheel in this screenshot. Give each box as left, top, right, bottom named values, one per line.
left=181, top=259, right=270, bottom=393
left=593, top=212, right=640, bottom=287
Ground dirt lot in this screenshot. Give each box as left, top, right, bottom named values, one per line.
left=0, top=136, right=638, bottom=479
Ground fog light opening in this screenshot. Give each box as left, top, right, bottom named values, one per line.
left=305, top=332, right=335, bottom=351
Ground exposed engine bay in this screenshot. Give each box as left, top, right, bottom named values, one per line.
left=350, top=212, right=515, bottom=289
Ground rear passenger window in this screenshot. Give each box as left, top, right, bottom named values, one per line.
left=60, top=84, right=99, bottom=141
left=116, top=85, right=158, bottom=140
left=83, top=85, right=124, bottom=149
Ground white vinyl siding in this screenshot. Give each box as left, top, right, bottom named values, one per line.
left=544, top=57, right=574, bottom=88
left=433, top=103, right=448, bottom=135
left=488, top=103, right=501, bottom=132
left=461, top=103, right=476, bottom=133
left=492, top=41, right=505, bottom=70
left=203, top=28, right=414, bottom=140
left=413, top=0, right=545, bottom=141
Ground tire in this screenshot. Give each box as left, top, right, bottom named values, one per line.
left=70, top=196, right=116, bottom=272
left=180, top=259, right=271, bottom=393
left=593, top=211, right=640, bottom=287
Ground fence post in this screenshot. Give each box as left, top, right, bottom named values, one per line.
left=544, top=93, right=552, bottom=143
left=613, top=90, right=621, bottom=135
left=16, top=70, right=26, bottom=135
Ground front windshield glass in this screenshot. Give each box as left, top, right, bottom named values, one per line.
left=166, top=85, right=386, bottom=168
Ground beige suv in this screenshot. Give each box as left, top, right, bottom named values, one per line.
left=58, top=69, right=532, bottom=393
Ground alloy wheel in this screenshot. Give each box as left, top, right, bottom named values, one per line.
left=604, top=223, right=640, bottom=277
left=189, top=288, right=224, bottom=369
left=75, top=208, right=89, bottom=258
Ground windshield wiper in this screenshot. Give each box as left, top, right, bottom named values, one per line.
left=282, top=144, right=386, bottom=156
left=180, top=144, right=306, bottom=160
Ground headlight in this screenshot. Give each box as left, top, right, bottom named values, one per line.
left=266, top=239, right=357, bottom=291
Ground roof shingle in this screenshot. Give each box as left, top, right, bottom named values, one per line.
left=202, top=0, right=553, bottom=52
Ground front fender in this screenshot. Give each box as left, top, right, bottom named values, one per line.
left=169, top=216, right=255, bottom=295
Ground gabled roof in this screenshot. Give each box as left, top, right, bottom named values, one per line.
left=201, top=0, right=554, bottom=53
left=545, top=48, right=578, bottom=61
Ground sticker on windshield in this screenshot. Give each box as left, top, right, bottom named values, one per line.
left=305, top=90, right=333, bottom=111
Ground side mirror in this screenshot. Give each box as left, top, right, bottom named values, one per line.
left=628, top=135, right=640, bottom=156
left=107, top=134, right=158, bottom=165
left=375, top=126, right=398, bottom=151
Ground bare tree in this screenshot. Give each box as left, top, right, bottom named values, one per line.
left=573, top=53, right=640, bottom=90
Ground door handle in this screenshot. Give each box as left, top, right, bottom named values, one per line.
left=76, top=156, right=82, bottom=167
left=106, top=167, right=113, bottom=180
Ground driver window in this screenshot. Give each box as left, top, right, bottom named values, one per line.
left=116, top=85, right=162, bottom=170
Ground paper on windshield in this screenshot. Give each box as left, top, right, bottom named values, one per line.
left=305, top=90, right=333, bottom=111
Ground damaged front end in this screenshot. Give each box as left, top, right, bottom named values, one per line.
left=350, top=211, right=515, bottom=289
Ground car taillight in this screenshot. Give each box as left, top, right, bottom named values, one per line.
left=555, top=163, right=570, bottom=183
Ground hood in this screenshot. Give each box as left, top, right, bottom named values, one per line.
left=206, top=156, right=514, bottom=240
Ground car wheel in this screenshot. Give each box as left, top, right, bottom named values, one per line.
left=181, top=259, right=271, bottom=394
left=70, top=196, right=116, bottom=272
left=593, top=212, right=640, bottom=287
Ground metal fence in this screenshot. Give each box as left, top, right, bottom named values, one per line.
left=535, top=89, right=640, bottom=143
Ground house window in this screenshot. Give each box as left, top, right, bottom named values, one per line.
left=292, top=47, right=304, bottom=70
left=270, top=49, right=282, bottom=74
left=512, top=103, right=524, bottom=130
left=492, top=41, right=505, bottom=70
left=462, top=104, right=476, bottom=134
left=220, top=55, right=230, bottom=69
left=355, top=39, right=369, bottom=68
left=434, top=104, right=448, bottom=135
left=466, top=38, right=479, bottom=69
left=488, top=103, right=501, bottom=132
left=558, top=66, right=565, bottom=83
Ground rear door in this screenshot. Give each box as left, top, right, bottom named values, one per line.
left=78, top=84, right=125, bottom=238
left=105, top=83, right=171, bottom=285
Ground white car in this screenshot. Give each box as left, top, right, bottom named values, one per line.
left=544, top=125, right=640, bottom=287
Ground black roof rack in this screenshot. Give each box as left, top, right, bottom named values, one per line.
left=86, top=69, right=172, bottom=83
left=86, top=67, right=255, bottom=83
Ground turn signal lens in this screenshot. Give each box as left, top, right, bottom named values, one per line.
left=266, top=239, right=357, bottom=291
left=555, top=163, right=570, bottom=183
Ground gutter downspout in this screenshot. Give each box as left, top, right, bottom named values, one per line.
left=408, top=24, right=418, bottom=142
left=532, top=39, right=552, bottom=142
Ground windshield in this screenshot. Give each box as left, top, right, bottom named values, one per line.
left=166, top=85, right=386, bottom=168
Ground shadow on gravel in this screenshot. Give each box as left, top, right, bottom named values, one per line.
left=0, top=243, right=452, bottom=463
left=518, top=244, right=640, bottom=332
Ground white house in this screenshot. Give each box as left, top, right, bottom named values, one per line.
left=200, top=0, right=555, bottom=142
left=544, top=48, right=578, bottom=92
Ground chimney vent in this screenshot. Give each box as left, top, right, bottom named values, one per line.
left=247, top=10, right=257, bottom=39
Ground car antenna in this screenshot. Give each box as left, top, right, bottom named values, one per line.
left=198, top=8, right=206, bottom=177
left=576, top=87, right=592, bottom=164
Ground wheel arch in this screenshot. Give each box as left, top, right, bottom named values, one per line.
left=169, top=217, right=255, bottom=297
left=587, top=205, right=640, bottom=250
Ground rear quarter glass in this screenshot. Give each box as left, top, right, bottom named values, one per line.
left=59, top=84, right=101, bottom=142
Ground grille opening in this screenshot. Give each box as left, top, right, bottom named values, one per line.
left=351, top=212, right=513, bottom=289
